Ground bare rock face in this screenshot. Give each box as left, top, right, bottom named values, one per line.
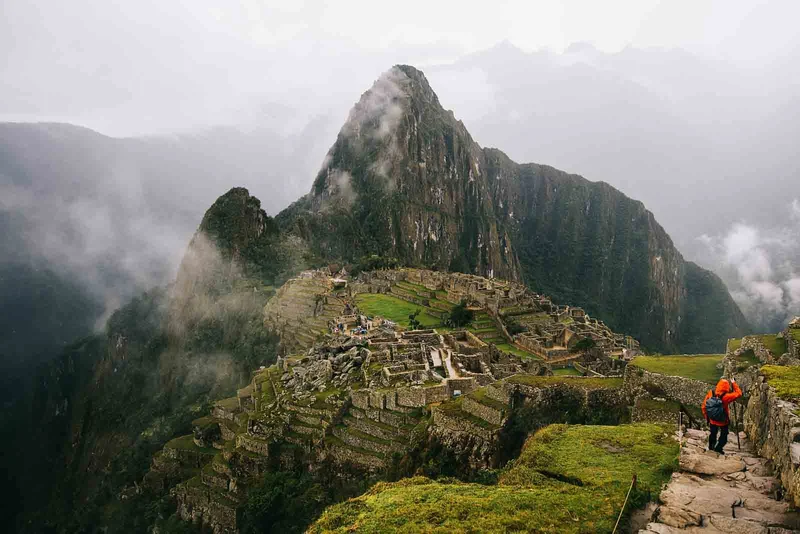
left=278, top=65, right=748, bottom=353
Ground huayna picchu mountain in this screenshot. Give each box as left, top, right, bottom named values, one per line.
left=277, top=65, right=748, bottom=353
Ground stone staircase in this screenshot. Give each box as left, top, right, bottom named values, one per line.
left=639, top=428, right=800, bottom=533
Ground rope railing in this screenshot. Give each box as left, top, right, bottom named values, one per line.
left=612, top=474, right=637, bottom=534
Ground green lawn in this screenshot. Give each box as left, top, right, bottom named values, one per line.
left=165, top=434, right=218, bottom=455
left=630, top=354, right=724, bottom=384
left=495, top=343, right=540, bottom=360
left=310, top=424, right=677, bottom=534
left=761, top=365, right=800, bottom=402
left=355, top=293, right=441, bottom=328
left=756, top=334, right=787, bottom=357
left=506, top=375, right=623, bottom=390
left=728, top=338, right=742, bottom=352
left=553, top=367, right=582, bottom=376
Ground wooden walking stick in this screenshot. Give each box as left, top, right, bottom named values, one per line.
left=731, top=374, right=741, bottom=451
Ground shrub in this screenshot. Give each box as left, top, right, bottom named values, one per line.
left=448, top=301, right=474, bottom=328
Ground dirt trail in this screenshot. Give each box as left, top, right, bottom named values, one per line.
left=639, top=428, right=800, bottom=533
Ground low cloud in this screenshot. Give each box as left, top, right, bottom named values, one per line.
left=697, top=207, right=800, bottom=332
left=343, top=67, right=407, bottom=140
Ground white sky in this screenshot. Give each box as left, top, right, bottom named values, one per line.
left=2, top=0, right=798, bottom=135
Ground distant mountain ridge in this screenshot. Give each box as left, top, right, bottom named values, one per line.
left=278, top=65, right=749, bottom=352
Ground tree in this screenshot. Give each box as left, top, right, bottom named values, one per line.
left=447, top=301, right=474, bottom=328
left=408, top=309, right=422, bottom=330
left=571, top=337, right=597, bottom=353
left=504, top=317, right=526, bottom=336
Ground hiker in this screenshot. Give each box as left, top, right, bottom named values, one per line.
left=701, top=377, right=743, bottom=454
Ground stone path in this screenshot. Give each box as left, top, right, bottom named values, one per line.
left=639, top=428, right=800, bottom=533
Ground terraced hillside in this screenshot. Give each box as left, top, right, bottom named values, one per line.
left=311, top=424, right=679, bottom=533
left=263, top=273, right=351, bottom=352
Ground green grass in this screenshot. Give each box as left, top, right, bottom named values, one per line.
left=553, top=367, right=582, bottom=376
left=395, top=280, right=432, bottom=294
left=165, top=434, right=218, bottom=455
left=734, top=349, right=760, bottom=368
left=630, top=354, right=724, bottom=384
left=310, top=424, right=678, bottom=534
left=468, top=388, right=508, bottom=412
left=436, top=397, right=499, bottom=430
left=791, top=329, right=800, bottom=343
left=355, top=293, right=441, bottom=328
left=495, top=343, right=540, bottom=360
left=215, top=397, right=240, bottom=411
left=756, top=334, right=787, bottom=357
left=728, top=338, right=742, bottom=352
left=761, top=365, right=800, bottom=401
left=506, top=375, right=623, bottom=390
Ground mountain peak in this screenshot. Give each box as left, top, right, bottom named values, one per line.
left=338, top=65, right=442, bottom=142
left=282, top=64, right=748, bottom=352
left=198, top=187, right=272, bottom=258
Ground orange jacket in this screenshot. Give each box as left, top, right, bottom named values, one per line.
left=702, top=379, right=742, bottom=426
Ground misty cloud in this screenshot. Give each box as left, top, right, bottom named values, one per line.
left=697, top=210, right=800, bottom=332
left=2, top=0, right=799, bottom=346
left=342, top=67, right=407, bottom=141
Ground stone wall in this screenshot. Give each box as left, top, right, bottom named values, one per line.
left=785, top=327, right=800, bottom=359
left=744, top=373, right=800, bottom=507
left=331, top=426, right=402, bottom=455
left=173, top=482, right=238, bottom=534
left=740, top=336, right=777, bottom=363
left=446, top=377, right=478, bottom=396
left=396, top=387, right=427, bottom=408
left=631, top=398, right=681, bottom=425
left=324, top=443, right=386, bottom=470
left=345, top=416, right=402, bottom=440
left=622, top=364, right=711, bottom=407
left=462, top=396, right=505, bottom=426
left=431, top=407, right=496, bottom=441
left=163, top=445, right=215, bottom=469
left=236, top=434, right=271, bottom=457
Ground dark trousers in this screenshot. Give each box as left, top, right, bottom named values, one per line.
left=709, top=424, right=729, bottom=453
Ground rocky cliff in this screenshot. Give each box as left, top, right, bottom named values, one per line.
left=278, top=65, right=748, bottom=353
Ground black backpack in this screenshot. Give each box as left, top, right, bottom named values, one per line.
left=705, top=386, right=728, bottom=423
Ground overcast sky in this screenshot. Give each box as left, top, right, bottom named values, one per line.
left=2, top=0, right=799, bottom=332
left=2, top=0, right=799, bottom=136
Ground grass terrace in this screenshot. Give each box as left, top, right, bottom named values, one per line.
left=553, top=367, right=582, bottom=376
left=728, top=338, right=743, bottom=352
left=310, top=424, right=677, bottom=534
left=630, top=354, right=724, bottom=384
left=165, top=434, right=218, bottom=455
left=761, top=365, right=800, bottom=402
left=214, top=397, right=240, bottom=411
left=494, top=343, right=540, bottom=360
left=436, top=396, right=498, bottom=430
left=355, top=293, right=442, bottom=328
left=734, top=349, right=760, bottom=370
left=467, top=387, right=508, bottom=412
left=506, top=375, right=623, bottom=390
left=755, top=334, right=788, bottom=357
